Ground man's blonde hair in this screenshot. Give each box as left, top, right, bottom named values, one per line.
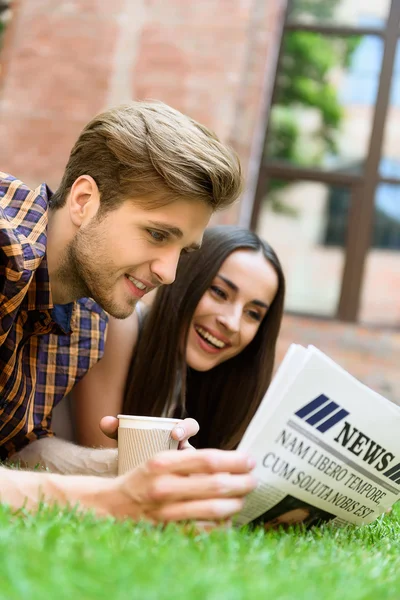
left=51, top=100, right=243, bottom=212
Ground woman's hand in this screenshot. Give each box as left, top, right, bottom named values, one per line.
left=99, top=416, right=199, bottom=450
left=172, top=418, right=198, bottom=450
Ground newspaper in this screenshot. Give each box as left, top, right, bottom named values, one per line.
left=236, top=345, right=400, bottom=530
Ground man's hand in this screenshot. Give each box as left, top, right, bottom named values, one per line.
left=94, top=449, right=257, bottom=523
left=99, top=416, right=199, bottom=450
left=0, top=449, right=256, bottom=528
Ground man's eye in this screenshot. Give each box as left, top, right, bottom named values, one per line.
left=147, top=229, right=168, bottom=242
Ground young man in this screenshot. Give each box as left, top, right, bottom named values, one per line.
left=0, top=101, right=257, bottom=523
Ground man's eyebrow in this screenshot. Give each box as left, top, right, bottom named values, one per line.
left=216, top=275, right=270, bottom=309
left=147, top=220, right=202, bottom=251
left=147, top=221, right=183, bottom=238
left=187, top=241, right=202, bottom=251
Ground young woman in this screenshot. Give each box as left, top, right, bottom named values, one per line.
left=72, top=226, right=285, bottom=450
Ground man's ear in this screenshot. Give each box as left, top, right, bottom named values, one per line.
left=67, top=175, right=100, bottom=227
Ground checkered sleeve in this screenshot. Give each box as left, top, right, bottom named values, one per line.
left=21, top=415, right=54, bottom=449
left=0, top=177, right=38, bottom=346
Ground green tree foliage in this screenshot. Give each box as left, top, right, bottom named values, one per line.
left=289, top=0, right=341, bottom=21
left=266, top=0, right=360, bottom=166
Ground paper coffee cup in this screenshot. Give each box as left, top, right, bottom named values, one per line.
left=117, top=415, right=182, bottom=475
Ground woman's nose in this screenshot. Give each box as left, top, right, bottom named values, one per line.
left=216, top=308, right=241, bottom=333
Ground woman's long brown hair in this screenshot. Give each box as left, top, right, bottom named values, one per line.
left=123, top=225, right=285, bottom=449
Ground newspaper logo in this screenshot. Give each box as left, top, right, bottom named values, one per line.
left=295, top=394, right=350, bottom=433
left=383, top=462, right=400, bottom=484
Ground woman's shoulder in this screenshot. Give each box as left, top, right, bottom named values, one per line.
left=135, top=300, right=150, bottom=332
left=106, top=306, right=141, bottom=350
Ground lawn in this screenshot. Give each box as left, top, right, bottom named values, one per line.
left=1, top=502, right=400, bottom=600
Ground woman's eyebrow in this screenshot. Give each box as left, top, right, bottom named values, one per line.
left=216, top=275, right=269, bottom=309
left=252, top=299, right=269, bottom=309
left=216, top=274, right=237, bottom=291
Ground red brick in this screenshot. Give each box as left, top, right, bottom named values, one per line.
left=21, top=0, right=126, bottom=17
left=1, top=12, right=117, bottom=121
left=0, top=0, right=286, bottom=208
left=277, top=315, right=400, bottom=406
left=0, top=114, right=86, bottom=189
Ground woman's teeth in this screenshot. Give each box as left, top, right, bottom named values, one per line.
left=128, top=275, right=146, bottom=290
left=195, top=326, right=226, bottom=349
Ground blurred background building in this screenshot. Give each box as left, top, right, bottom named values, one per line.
left=0, top=0, right=399, bottom=405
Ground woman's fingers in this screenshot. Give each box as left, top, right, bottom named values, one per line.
left=171, top=418, right=200, bottom=444
left=99, top=416, right=119, bottom=439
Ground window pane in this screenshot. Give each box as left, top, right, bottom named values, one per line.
left=288, top=0, right=391, bottom=29
left=257, top=180, right=349, bottom=317
left=266, top=32, right=383, bottom=174
left=360, top=184, right=400, bottom=326
left=380, top=40, right=400, bottom=179
left=309, top=182, right=400, bottom=248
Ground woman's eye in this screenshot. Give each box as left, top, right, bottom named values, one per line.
left=147, top=229, right=167, bottom=243
left=210, top=285, right=227, bottom=300
left=247, top=310, right=262, bottom=322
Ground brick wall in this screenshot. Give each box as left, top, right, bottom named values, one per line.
left=0, top=0, right=286, bottom=224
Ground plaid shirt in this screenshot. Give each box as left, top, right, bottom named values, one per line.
left=0, top=172, right=108, bottom=459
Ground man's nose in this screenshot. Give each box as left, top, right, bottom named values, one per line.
left=150, top=250, right=180, bottom=285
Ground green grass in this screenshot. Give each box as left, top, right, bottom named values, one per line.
left=1, top=503, right=400, bottom=600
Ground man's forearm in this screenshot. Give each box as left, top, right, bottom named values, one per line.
left=0, top=466, right=113, bottom=514
left=9, top=437, right=118, bottom=476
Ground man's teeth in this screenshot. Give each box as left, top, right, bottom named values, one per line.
left=195, top=326, right=226, bottom=349
left=128, top=275, right=146, bottom=290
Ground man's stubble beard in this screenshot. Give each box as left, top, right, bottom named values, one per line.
left=58, top=224, right=137, bottom=319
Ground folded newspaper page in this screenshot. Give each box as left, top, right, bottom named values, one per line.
left=236, top=345, right=400, bottom=530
